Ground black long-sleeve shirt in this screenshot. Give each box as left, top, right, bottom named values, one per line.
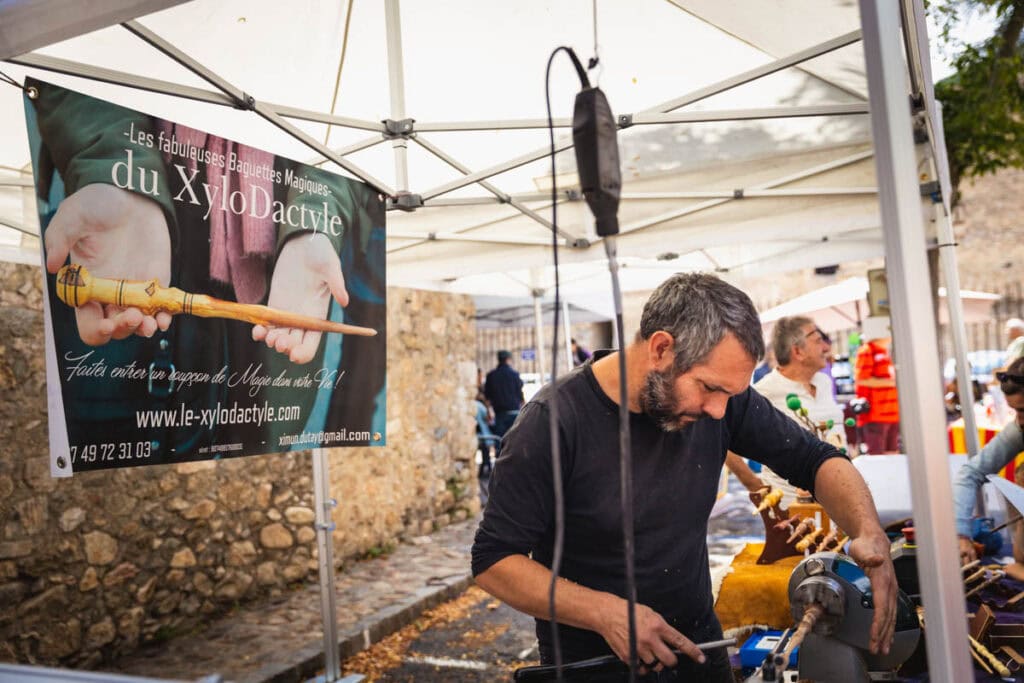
left=472, top=356, right=845, bottom=663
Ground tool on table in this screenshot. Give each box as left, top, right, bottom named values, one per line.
left=745, top=552, right=920, bottom=682
left=989, top=515, right=1023, bottom=535
left=970, top=635, right=1011, bottom=677
left=512, top=638, right=737, bottom=681
left=55, top=264, right=377, bottom=336
left=963, top=567, right=989, bottom=586
left=964, top=570, right=1006, bottom=600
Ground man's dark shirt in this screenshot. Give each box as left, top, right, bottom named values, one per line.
left=484, top=362, right=524, bottom=413
left=471, top=354, right=845, bottom=663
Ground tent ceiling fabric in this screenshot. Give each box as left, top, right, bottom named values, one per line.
left=473, top=295, right=611, bottom=329
left=0, top=0, right=191, bottom=61
left=759, top=277, right=1000, bottom=334
left=0, top=0, right=917, bottom=304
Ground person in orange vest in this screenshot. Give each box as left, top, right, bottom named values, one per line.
left=854, top=316, right=900, bottom=454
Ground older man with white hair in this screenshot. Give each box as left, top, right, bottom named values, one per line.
left=1006, top=318, right=1024, bottom=360
left=725, top=315, right=848, bottom=507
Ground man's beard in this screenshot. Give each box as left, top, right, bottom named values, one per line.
left=639, top=367, right=705, bottom=432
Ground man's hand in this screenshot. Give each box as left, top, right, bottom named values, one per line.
left=252, top=233, right=349, bottom=364
left=846, top=532, right=898, bottom=655
left=45, top=184, right=172, bottom=345
left=598, top=599, right=705, bottom=673
left=958, top=535, right=978, bottom=565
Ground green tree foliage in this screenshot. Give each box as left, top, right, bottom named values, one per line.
left=930, top=0, right=1024, bottom=205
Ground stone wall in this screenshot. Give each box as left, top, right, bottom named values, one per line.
left=0, top=262, right=478, bottom=668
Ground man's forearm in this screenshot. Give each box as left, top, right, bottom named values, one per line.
left=812, top=457, right=886, bottom=540
left=475, top=555, right=617, bottom=633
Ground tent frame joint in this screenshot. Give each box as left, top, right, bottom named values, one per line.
left=568, top=237, right=591, bottom=249
left=382, top=117, right=416, bottom=139
left=617, top=113, right=634, bottom=129
left=235, top=91, right=256, bottom=111
left=388, top=192, right=423, bottom=212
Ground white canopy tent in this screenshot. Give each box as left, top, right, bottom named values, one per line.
left=760, top=276, right=1001, bottom=334
left=0, top=0, right=976, bottom=678
left=0, top=0, right=887, bottom=281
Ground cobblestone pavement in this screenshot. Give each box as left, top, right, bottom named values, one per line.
left=103, top=520, right=478, bottom=683
left=98, top=476, right=763, bottom=683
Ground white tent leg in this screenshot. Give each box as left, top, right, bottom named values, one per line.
left=533, top=292, right=547, bottom=383
left=385, top=0, right=409, bottom=193
left=859, top=2, right=972, bottom=681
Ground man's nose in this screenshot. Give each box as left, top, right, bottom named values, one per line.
left=703, top=394, right=729, bottom=420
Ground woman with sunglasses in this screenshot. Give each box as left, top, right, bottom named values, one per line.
left=953, top=356, right=1024, bottom=575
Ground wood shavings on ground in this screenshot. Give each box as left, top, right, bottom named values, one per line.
left=450, top=622, right=509, bottom=650
left=340, top=585, right=492, bottom=682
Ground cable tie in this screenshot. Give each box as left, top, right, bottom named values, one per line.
left=0, top=70, right=33, bottom=97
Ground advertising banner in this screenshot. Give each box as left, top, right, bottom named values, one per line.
left=24, top=78, right=387, bottom=475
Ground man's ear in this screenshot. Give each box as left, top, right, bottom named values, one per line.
left=647, top=331, right=675, bottom=370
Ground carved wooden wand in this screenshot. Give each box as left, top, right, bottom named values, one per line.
left=55, top=264, right=377, bottom=337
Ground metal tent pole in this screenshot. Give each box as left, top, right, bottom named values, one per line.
left=561, top=299, right=574, bottom=377
left=936, top=204, right=982, bottom=456
left=533, top=291, right=547, bottom=383
left=118, top=22, right=393, bottom=195
left=312, top=448, right=340, bottom=681
left=929, top=103, right=984, bottom=503
left=385, top=0, right=409, bottom=193
left=859, top=1, right=972, bottom=681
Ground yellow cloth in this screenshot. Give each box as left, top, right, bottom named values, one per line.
left=715, top=543, right=802, bottom=632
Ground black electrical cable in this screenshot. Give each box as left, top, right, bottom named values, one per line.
left=543, top=45, right=577, bottom=683
left=0, top=70, right=24, bottom=90
left=544, top=45, right=639, bottom=683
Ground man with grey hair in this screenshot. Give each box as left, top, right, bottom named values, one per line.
left=726, top=315, right=848, bottom=507
left=472, top=273, right=896, bottom=681
left=1006, top=318, right=1024, bottom=360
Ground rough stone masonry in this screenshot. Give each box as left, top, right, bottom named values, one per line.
left=0, top=262, right=480, bottom=669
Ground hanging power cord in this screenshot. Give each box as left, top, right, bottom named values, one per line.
left=545, top=39, right=635, bottom=682
left=543, top=46, right=576, bottom=683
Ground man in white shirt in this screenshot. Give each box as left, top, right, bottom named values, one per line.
left=726, top=315, right=848, bottom=507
